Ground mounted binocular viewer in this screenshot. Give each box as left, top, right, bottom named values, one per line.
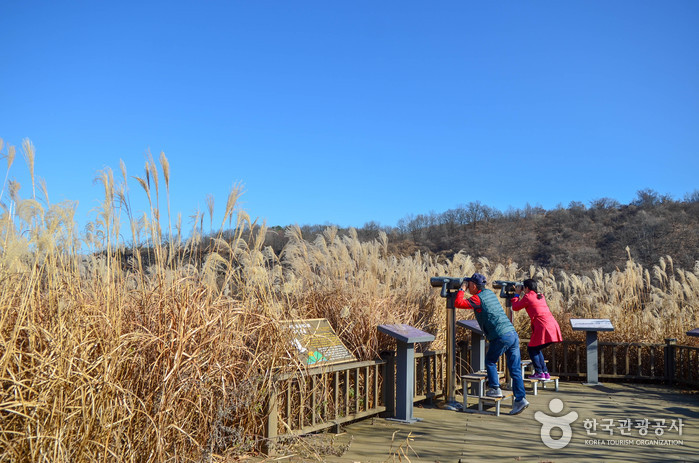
left=430, top=277, right=464, bottom=298
left=492, top=280, right=523, bottom=298
left=430, top=277, right=463, bottom=290
left=430, top=277, right=523, bottom=299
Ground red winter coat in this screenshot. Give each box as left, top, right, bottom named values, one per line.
left=511, top=292, right=562, bottom=347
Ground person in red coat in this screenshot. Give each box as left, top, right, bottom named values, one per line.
left=511, top=278, right=563, bottom=379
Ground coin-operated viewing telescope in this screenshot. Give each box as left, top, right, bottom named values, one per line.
left=430, top=277, right=464, bottom=297
left=429, top=276, right=464, bottom=410
left=492, top=280, right=523, bottom=299
left=492, top=280, right=523, bottom=324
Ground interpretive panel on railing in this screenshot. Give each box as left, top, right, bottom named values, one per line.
left=282, top=318, right=357, bottom=366
left=456, top=319, right=483, bottom=335
left=570, top=318, right=614, bottom=332
left=378, top=324, right=435, bottom=344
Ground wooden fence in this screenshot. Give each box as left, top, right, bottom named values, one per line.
left=531, top=338, right=699, bottom=386
left=264, top=339, right=697, bottom=452
left=264, top=350, right=447, bottom=453
left=265, top=358, right=386, bottom=448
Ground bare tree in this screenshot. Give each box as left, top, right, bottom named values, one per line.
left=590, top=197, right=621, bottom=210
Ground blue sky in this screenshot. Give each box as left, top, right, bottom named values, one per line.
left=2, top=1, right=698, bottom=236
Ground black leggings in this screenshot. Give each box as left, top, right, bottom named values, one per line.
left=528, top=342, right=553, bottom=373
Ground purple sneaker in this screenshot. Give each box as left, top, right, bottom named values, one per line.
left=528, top=372, right=546, bottom=380
left=543, top=372, right=551, bottom=379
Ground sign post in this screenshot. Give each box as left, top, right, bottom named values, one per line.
left=457, top=319, right=485, bottom=372
left=378, top=324, right=435, bottom=423
left=570, top=318, right=614, bottom=385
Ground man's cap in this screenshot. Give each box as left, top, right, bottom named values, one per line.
left=464, top=273, right=487, bottom=286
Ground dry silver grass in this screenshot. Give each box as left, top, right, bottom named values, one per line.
left=386, top=430, right=418, bottom=462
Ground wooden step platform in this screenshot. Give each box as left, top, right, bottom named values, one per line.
left=521, top=376, right=560, bottom=395
left=472, top=391, right=514, bottom=416
left=518, top=360, right=559, bottom=395
left=461, top=372, right=513, bottom=416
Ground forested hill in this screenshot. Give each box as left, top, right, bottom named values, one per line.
left=265, top=189, right=699, bottom=275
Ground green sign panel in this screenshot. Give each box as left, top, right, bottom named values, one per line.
left=282, top=318, right=357, bottom=366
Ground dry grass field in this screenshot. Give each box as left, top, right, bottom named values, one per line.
left=1, top=140, right=697, bottom=461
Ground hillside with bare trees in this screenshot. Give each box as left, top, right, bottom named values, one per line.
left=267, top=189, right=699, bottom=276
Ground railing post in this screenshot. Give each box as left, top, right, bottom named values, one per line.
left=416, top=356, right=424, bottom=398
left=334, top=371, right=341, bottom=433
left=424, top=354, right=433, bottom=403
left=264, top=382, right=278, bottom=456
left=664, top=338, right=677, bottom=384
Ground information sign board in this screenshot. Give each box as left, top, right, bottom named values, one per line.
left=570, top=318, right=615, bottom=332
left=282, top=318, right=356, bottom=366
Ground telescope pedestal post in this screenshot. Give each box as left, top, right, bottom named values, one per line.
left=439, top=291, right=462, bottom=411
left=504, top=297, right=513, bottom=384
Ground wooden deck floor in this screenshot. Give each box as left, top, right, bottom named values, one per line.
left=264, top=381, right=699, bottom=462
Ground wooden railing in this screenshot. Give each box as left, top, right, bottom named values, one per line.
left=414, top=350, right=446, bottom=402
left=524, top=338, right=699, bottom=387
left=674, top=343, right=699, bottom=385
left=265, top=358, right=386, bottom=448
left=264, top=350, right=446, bottom=453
